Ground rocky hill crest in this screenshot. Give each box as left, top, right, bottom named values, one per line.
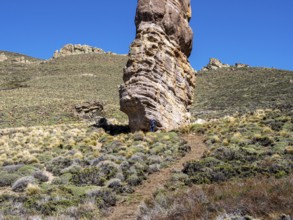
left=52, top=44, right=106, bottom=59
left=201, top=58, right=249, bottom=71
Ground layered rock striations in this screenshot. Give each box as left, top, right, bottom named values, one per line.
left=120, top=0, right=196, bottom=131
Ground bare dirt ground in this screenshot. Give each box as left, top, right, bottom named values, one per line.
left=104, top=134, right=207, bottom=220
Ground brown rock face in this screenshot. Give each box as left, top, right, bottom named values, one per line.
left=120, top=0, right=196, bottom=132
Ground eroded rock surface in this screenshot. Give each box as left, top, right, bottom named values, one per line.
left=201, top=58, right=230, bottom=71
left=74, top=101, right=104, bottom=123
left=53, top=44, right=105, bottom=58
left=201, top=58, right=249, bottom=71
left=120, top=0, right=196, bottom=131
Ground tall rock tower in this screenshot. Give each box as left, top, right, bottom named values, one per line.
left=120, top=0, right=195, bottom=131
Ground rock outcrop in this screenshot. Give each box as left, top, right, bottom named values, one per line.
left=235, top=63, right=249, bottom=68
left=53, top=44, right=105, bottom=58
left=120, top=0, right=196, bottom=132
left=11, top=56, right=33, bottom=64
left=201, top=58, right=249, bottom=71
left=201, top=58, right=230, bottom=71
left=74, top=101, right=104, bottom=123
left=0, top=53, right=8, bottom=62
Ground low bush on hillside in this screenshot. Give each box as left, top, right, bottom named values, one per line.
left=137, top=175, right=293, bottom=220
left=0, top=53, right=128, bottom=129
left=0, top=124, right=189, bottom=217
left=192, top=68, right=293, bottom=119
left=181, top=109, right=293, bottom=184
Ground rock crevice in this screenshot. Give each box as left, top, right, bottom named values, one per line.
left=120, top=0, right=195, bottom=131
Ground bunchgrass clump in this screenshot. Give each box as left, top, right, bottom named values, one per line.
left=0, top=122, right=189, bottom=218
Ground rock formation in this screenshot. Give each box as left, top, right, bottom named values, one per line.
left=74, top=101, right=104, bottom=123
left=53, top=44, right=105, bottom=58
left=0, top=53, right=8, bottom=62
left=201, top=58, right=230, bottom=71
left=120, top=0, right=196, bottom=131
left=11, top=56, right=32, bottom=64
left=235, top=63, right=249, bottom=68
left=201, top=58, right=249, bottom=71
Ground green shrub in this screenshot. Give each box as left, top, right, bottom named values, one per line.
left=72, top=167, right=105, bottom=186
left=0, top=172, right=21, bottom=187
left=12, top=176, right=36, bottom=192
left=46, top=156, right=72, bottom=175
left=86, top=187, right=116, bottom=208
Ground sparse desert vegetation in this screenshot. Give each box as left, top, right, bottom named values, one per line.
left=138, top=109, right=293, bottom=220
left=192, top=67, right=293, bottom=119
left=1, top=51, right=293, bottom=219
left=182, top=109, right=293, bottom=184
left=0, top=122, right=190, bottom=218
left=0, top=52, right=128, bottom=128
left=137, top=175, right=293, bottom=220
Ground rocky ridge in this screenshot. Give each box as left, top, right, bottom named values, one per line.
left=53, top=44, right=106, bottom=59
left=201, top=58, right=249, bottom=71
left=11, top=56, right=34, bottom=64
left=0, top=52, right=35, bottom=64
left=120, top=0, right=196, bottom=132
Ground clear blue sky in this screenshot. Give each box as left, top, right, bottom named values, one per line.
left=0, top=0, right=292, bottom=70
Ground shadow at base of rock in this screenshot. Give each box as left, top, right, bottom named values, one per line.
left=92, top=118, right=130, bottom=135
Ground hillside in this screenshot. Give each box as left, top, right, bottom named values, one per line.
left=0, top=51, right=293, bottom=219
left=1, top=53, right=292, bottom=129
left=0, top=51, right=42, bottom=63
left=0, top=53, right=128, bottom=128
left=192, top=67, right=293, bottom=119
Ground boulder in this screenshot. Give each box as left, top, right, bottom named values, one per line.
left=74, top=101, right=104, bottom=122
left=120, top=0, right=196, bottom=132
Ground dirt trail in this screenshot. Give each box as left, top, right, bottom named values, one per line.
left=104, top=134, right=206, bottom=220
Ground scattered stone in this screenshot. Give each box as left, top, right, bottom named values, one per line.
left=11, top=56, right=32, bottom=64
left=74, top=101, right=104, bottom=123
left=120, top=0, right=196, bottom=132
left=53, top=44, right=105, bottom=58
